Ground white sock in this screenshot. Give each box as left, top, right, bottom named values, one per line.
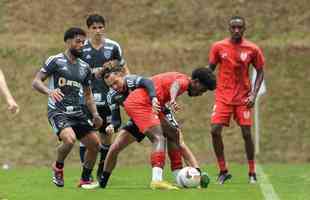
left=152, top=167, right=163, bottom=182
left=172, top=169, right=181, bottom=178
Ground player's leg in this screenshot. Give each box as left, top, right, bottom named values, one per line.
left=235, top=105, right=256, bottom=183
left=53, top=127, right=77, bottom=187
left=79, top=131, right=101, bottom=186
left=210, top=102, right=233, bottom=184
left=99, top=129, right=136, bottom=188
left=96, top=107, right=113, bottom=179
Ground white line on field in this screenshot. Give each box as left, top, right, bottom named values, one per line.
left=257, top=164, right=280, bottom=200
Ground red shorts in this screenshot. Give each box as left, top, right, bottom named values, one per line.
left=124, top=91, right=162, bottom=133
left=211, top=101, right=252, bottom=126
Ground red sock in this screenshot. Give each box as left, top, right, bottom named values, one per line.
left=217, top=157, right=227, bottom=172
left=151, top=151, right=165, bottom=168
left=168, top=149, right=183, bottom=171
left=248, top=160, right=255, bottom=174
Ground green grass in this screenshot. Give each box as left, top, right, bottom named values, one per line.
left=0, top=164, right=308, bottom=200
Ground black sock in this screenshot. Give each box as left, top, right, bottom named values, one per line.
left=81, top=167, right=93, bottom=181
left=97, top=144, right=110, bottom=175
left=56, top=161, right=64, bottom=169
left=79, top=146, right=86, bottom=163
left=99, top=171, right=111, bottom=188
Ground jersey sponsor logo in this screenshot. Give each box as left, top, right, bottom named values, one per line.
left=58, top=77, right=82, bottom=88
left=104, top=50, right=112, bottom=59
left=240, top=52, right=248, bottom=61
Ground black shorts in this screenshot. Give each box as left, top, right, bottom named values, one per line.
left=121, top=119, right=146, bottom=143
left=48, top=109, right=95, bottom=140
left=84, top=105, right=111, bottom=134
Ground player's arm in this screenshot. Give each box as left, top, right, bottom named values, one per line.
left=83, top=86, right=102, bottom=129
left=32, top=70, right=64, bottom=102
left=106, top=102, right=122, bottom=134
left=0, top=69, right=19, bottom=113
left=246, top=68, right=264, bottom=108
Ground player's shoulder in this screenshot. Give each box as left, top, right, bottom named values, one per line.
left=242, top=39, right=261, bottom=50
left=212, top=38, right=229, bottom=47
left=104, top=38, right=121, bottom=49
left=82, top=39, right=92, bottom=52
left=44, top=53, right=65, bottom=65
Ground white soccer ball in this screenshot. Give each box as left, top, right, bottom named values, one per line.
left=176, top=167, right=201, bottom=188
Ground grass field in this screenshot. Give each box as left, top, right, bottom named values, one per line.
left=0, top=164, right=309, bottom=200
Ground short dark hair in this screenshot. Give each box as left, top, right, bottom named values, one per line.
left=86, top=14, right=106, bottom=27
left=191, top=67, right=216, bottom=90
left=101, top=60, right=124, bottom=78
left=63, top=27, right=86, bottom=42
left=229, top=16, right=246, bottom=26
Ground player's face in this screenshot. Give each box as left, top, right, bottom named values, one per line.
left=68, top=35, right=86, bottom=58
left=88, top=22, right=105, bottom=40
left=229, top=19, right=245, bottom=42
left=105, top=73, right=125, bottom=93
left=188, top=80, right=208, bottom=97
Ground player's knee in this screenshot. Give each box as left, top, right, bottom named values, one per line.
left=63, top=136, right=76, bottom=146
left=110, top=143, right=121, bottom=155
left=211, top=125, right=222, bottom=137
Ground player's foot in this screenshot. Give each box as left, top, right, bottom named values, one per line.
left=200, top=172, right=210, bottom=188
left=78, top=179, right=93, bottom=187
left=249, top=172, right=257, bottom=184
left=150, top=181, right=179, bottom=190
left=217, top=170, right=232, bottom=184
left=52, top=163, right=64, bottom=187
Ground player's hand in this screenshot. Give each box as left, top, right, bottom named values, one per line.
left=92, top=113, right=103, bottom=129
left=105, top=124, right=115, bottom=134
left=48, top=88, right=64, bottom=102
left=7, top=98, right=19, bottom=114
left=168, top=99, right=180, bottom=113
left=151, top=97, right=161, bottom=114
left=246, top=93, right=256, bottom=108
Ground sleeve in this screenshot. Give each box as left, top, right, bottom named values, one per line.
left=107, top=91, right=122, bottom=129
left=82, top=67, right=92, bottom=87
left=175, top=75, right=190, bottom=95
left=112, top=43, right=126, bottom=67
left=40, top=56, right=57, bottom=75
left=252, top=46, right=265, bottom=69
left=208, top=43, right=220, bottom=65
left=126, top=75, right=157, bottom=100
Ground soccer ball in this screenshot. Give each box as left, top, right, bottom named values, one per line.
left=176, top=167, right=201, bottom=188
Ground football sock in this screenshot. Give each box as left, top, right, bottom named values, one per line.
left=248, top=160, right=255, bottom=174
left=152, top=167, right=163, bottom=182
left=217, top=157, right=227, bottom=172
left=55, top=161, right=64, bottom=169
left=79, top=143, right=86, bottom=163
left=99, top=171, right=111, bottom=188
left=81, top=166, right=93, bottom=181
left=168, top=149, right=183, bottom=171
left=96, top=144, right=110, bottom=177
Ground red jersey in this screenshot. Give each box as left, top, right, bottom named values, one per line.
left=209, top=38, right=265, bottom=105
left=125, top=72, right=190, bottom=106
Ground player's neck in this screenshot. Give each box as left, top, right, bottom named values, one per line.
left=64, top=50, right=77, bottom=64
left=230, top=37, right=243, bottom=44
left=90, top=37, right=104, bottom=49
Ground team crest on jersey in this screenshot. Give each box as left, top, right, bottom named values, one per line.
left=86, top=54, right=92, bottom=59
left=243, top=110, right=250, bottom=119
left=240, top=52, right=248, bottom=61
left=221, top=52, right=228, bottom=59
left=104, top=50, right=112, bottom=59
left=79, top=67, right=86, bottom=77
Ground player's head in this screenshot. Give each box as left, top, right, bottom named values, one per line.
left=86, top=14, right=105, bottom=40
left=103, top=62, right=126, bottom=92
left=229, top=16, right=246, bottom=43
left=188, top=67, right=216, bottom=96
left=64, top=27, right=86, bottom=58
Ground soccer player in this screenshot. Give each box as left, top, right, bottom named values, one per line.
left=0, top=69, right=19, bottom=114
left=79, top=14, right=129, bottom=180
left=32, top=27, right=103, bottom=188
left=208, top=16, right=265, bottom=184
left=99, top=67, right=216, bottom=189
